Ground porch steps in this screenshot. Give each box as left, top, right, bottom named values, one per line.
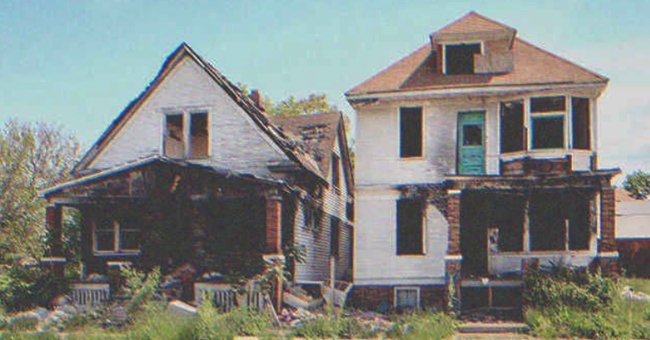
left=457, top=322, right=530, bottom=334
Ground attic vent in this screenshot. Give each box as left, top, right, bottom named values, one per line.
left=299, top=124, right=328, bottom=141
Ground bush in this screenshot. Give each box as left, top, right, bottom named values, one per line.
left=0, top=265, right=68, bottom=312
left=124, top=301, right=195, bottom=340
left=119, top=266, right=161, bottom=314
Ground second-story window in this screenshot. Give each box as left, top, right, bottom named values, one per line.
left=164, top=111, right=209, bottom=159
left=444, top=43, right=482, bottom=75
left=331, top=153, right=341, bottom=189
left=399, top=107, right=423, bottom=158
left=500, top=100, right=525, bottom=153
left=572, top=97, right=590, bottom=150
left=530, top=96, right=565, bottom=149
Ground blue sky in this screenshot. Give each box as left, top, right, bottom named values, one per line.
left=1, top=1, right=649, bottom=181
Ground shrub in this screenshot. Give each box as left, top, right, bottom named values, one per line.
left=194, top=296, right=233, bottom=339
left=119, top=266, right=161, bottom=314
left=124, top=301, right=195, bottom=340
left=0, top=265, right=68, bottom=312
left=222, top=307, right=272, bottom=336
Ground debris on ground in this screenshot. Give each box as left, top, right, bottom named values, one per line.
left=283, top=285, right=324, bottom=310
left=621, top=286, right=650, bottom=302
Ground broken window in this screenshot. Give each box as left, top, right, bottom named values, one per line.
left=330, top=217, right=340, bottom=258
left=529, top=190, right=590, bottom=251
left=445, top=43, right=482, bottom=75
left=399, top=107, right=423, bottom=158
left=164, top=114, right=184, bottom=158
left=331, top=153, right=341, bottom=189
left=500, top=100, right=525, bottom=153
left=395, top=287, right=419, bottom=308
left=572, top=97, right=590, bottom=150
left=189, top=112, right=208, bottom=158
left=530, top=96, right=566, bottom=150
left=396, top=199, right=424, bottom=255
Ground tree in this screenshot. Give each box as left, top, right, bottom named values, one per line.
left=263, top=94, right=338, bottom=117
left=623, top=170, right=650, bottom=200
left=0, top=120, right=79, bottom=261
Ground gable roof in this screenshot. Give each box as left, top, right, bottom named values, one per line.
left=74, top=43, right=323, bottom=180
left=271, top=112, right=354, bottom=194
left=346, top=12, right=607, bottom=98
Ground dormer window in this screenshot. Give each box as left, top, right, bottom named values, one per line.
left=164, top=111, right=209, bottom=159
left=443, top=42, right=482, bottom=75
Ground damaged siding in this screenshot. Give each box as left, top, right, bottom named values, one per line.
left=89, top=56, right=290, bottom=177
left=294, top=200, right=332, bottom=282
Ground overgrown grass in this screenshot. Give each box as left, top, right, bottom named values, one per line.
left=386, top=311, right=457, bottom=340
left=524, top=267, right=650, bottom=339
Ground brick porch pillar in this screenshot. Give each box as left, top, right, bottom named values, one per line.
left=264, top=192, right=284, bottom=312
left=598, top=186, right=619, bottom=275
left=445, top=189, right=462, bottom=312
left=44, top=204, right=65, bottom=278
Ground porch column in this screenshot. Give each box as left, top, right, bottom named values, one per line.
left=445, top=189, right=462, bottom=313
left=44, top=204, right=65, bottom=278
left=264, top=194, right=282, bottom=254
left=598, top=186, right=619, bottom=274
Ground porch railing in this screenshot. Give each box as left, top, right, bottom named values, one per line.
left=70, top=282, right=111, bottom=306
left=194, top=282, right=266, bottom=311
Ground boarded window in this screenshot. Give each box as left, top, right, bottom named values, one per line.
left=572, top=97, right=590, bottom=150
left=399, top=107, right=423, bottom=158
left=445, top=43, right=481, bottom=75
left=189, top=112, right=208, bottom=158
left=395, top=288, right=419, bottom=308
left=331, top=153, right=341, bottom=189
left=532, top=116, right=564, bottom=149
left=164, top=114, right=184, bottom=158
left=500, top=100, right=525, bottom=153
left=330, top=217, right=340, bottom=258
left=396, top=199, right=424, bottom=255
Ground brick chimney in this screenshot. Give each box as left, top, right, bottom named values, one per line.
left=249, top=89, right=264, bottom=111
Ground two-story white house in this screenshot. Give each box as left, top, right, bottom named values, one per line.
left=346, top=12, right=619, bottom=310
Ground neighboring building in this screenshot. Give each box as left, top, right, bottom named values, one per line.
left=346, top=12, right=619, bottom=310
left=41, top=43, right=354, bottom=298
left=616, top=188, right=650, bottom=277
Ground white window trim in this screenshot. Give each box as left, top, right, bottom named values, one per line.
left=93, top=219, right=141, bottom=256
left=394, top=286, right=421, bottom=308
left=397, top=106, right=426, bottom=160
left=161, top=109, right=211, bottom=159
left=441, top=41, right=485, bottom=75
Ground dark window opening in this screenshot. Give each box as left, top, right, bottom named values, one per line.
left=346, top=202, right=354, bottom=222
left=532, top=116, right=564, bottom=149
left=530, top=191, right=591, bottom=251
left=119, top=219, right=140, bottom=252
left=462, top=125, right=483, bottom=146
left=445, top=43, right=481, bottom=75
left=331, top=153, right=341, bottom=189
left=330, top=217, right=340, bottom=258
left=500, top=100, right=525, bottom=153
left=531, top=96, right=566, bottom=113
left=396, top=199, right=424, bottom=255
left=572, top=97, right=590, bottom=150
left=164, top=114, right=184, bottom=158
left=189, top=112, right=208, bottom=158
left=399, top=107, right=423, bottom=158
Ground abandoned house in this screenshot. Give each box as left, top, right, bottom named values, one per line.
left=40, top=43, right=354, bottom=304
left=345, top=12, right=619, bottom=310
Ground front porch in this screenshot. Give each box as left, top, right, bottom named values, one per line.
left=41, top=157, right=291, bottom=304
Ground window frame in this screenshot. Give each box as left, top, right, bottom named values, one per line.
left=162, top=109, right=211, bottom=159
left=93, top=219, right=141, bottom=256
left=394, top=287, right=421, bottom=308
left=398, top=106, right=425, bottom=159
left=442, top=41, right=485, bottom=75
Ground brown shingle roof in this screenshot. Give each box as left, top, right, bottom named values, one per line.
left=347, top=12, right=607, bottom=97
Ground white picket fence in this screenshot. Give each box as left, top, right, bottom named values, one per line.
left=70, top=282, right=111, bottom=306
left=194, top=282, right=266, bottom=311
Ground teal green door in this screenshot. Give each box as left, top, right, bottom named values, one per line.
left=457, top=111, right=486, bottom=175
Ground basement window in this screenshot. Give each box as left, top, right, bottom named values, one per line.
left=531, top=96, right=566, bottom=149
left=164, top=114, right=184, bottom=158
left=572, top=97, right=590, bottom=150
left=500, top=100, right=525, bottom=153
left=444, top=43, right=482, bottom=75
left=189, top=112, right=208, bottom=158
left=399, top=107, right=423, bottom=158
left=396, top=199, right=424, bottom=255
left=395, top=287, right=420, bottom=308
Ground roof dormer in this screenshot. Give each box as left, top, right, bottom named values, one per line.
left=430, top=11, right=516, bottom=75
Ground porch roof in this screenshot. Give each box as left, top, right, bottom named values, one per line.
left=41, top=154, right=285, bottom=198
